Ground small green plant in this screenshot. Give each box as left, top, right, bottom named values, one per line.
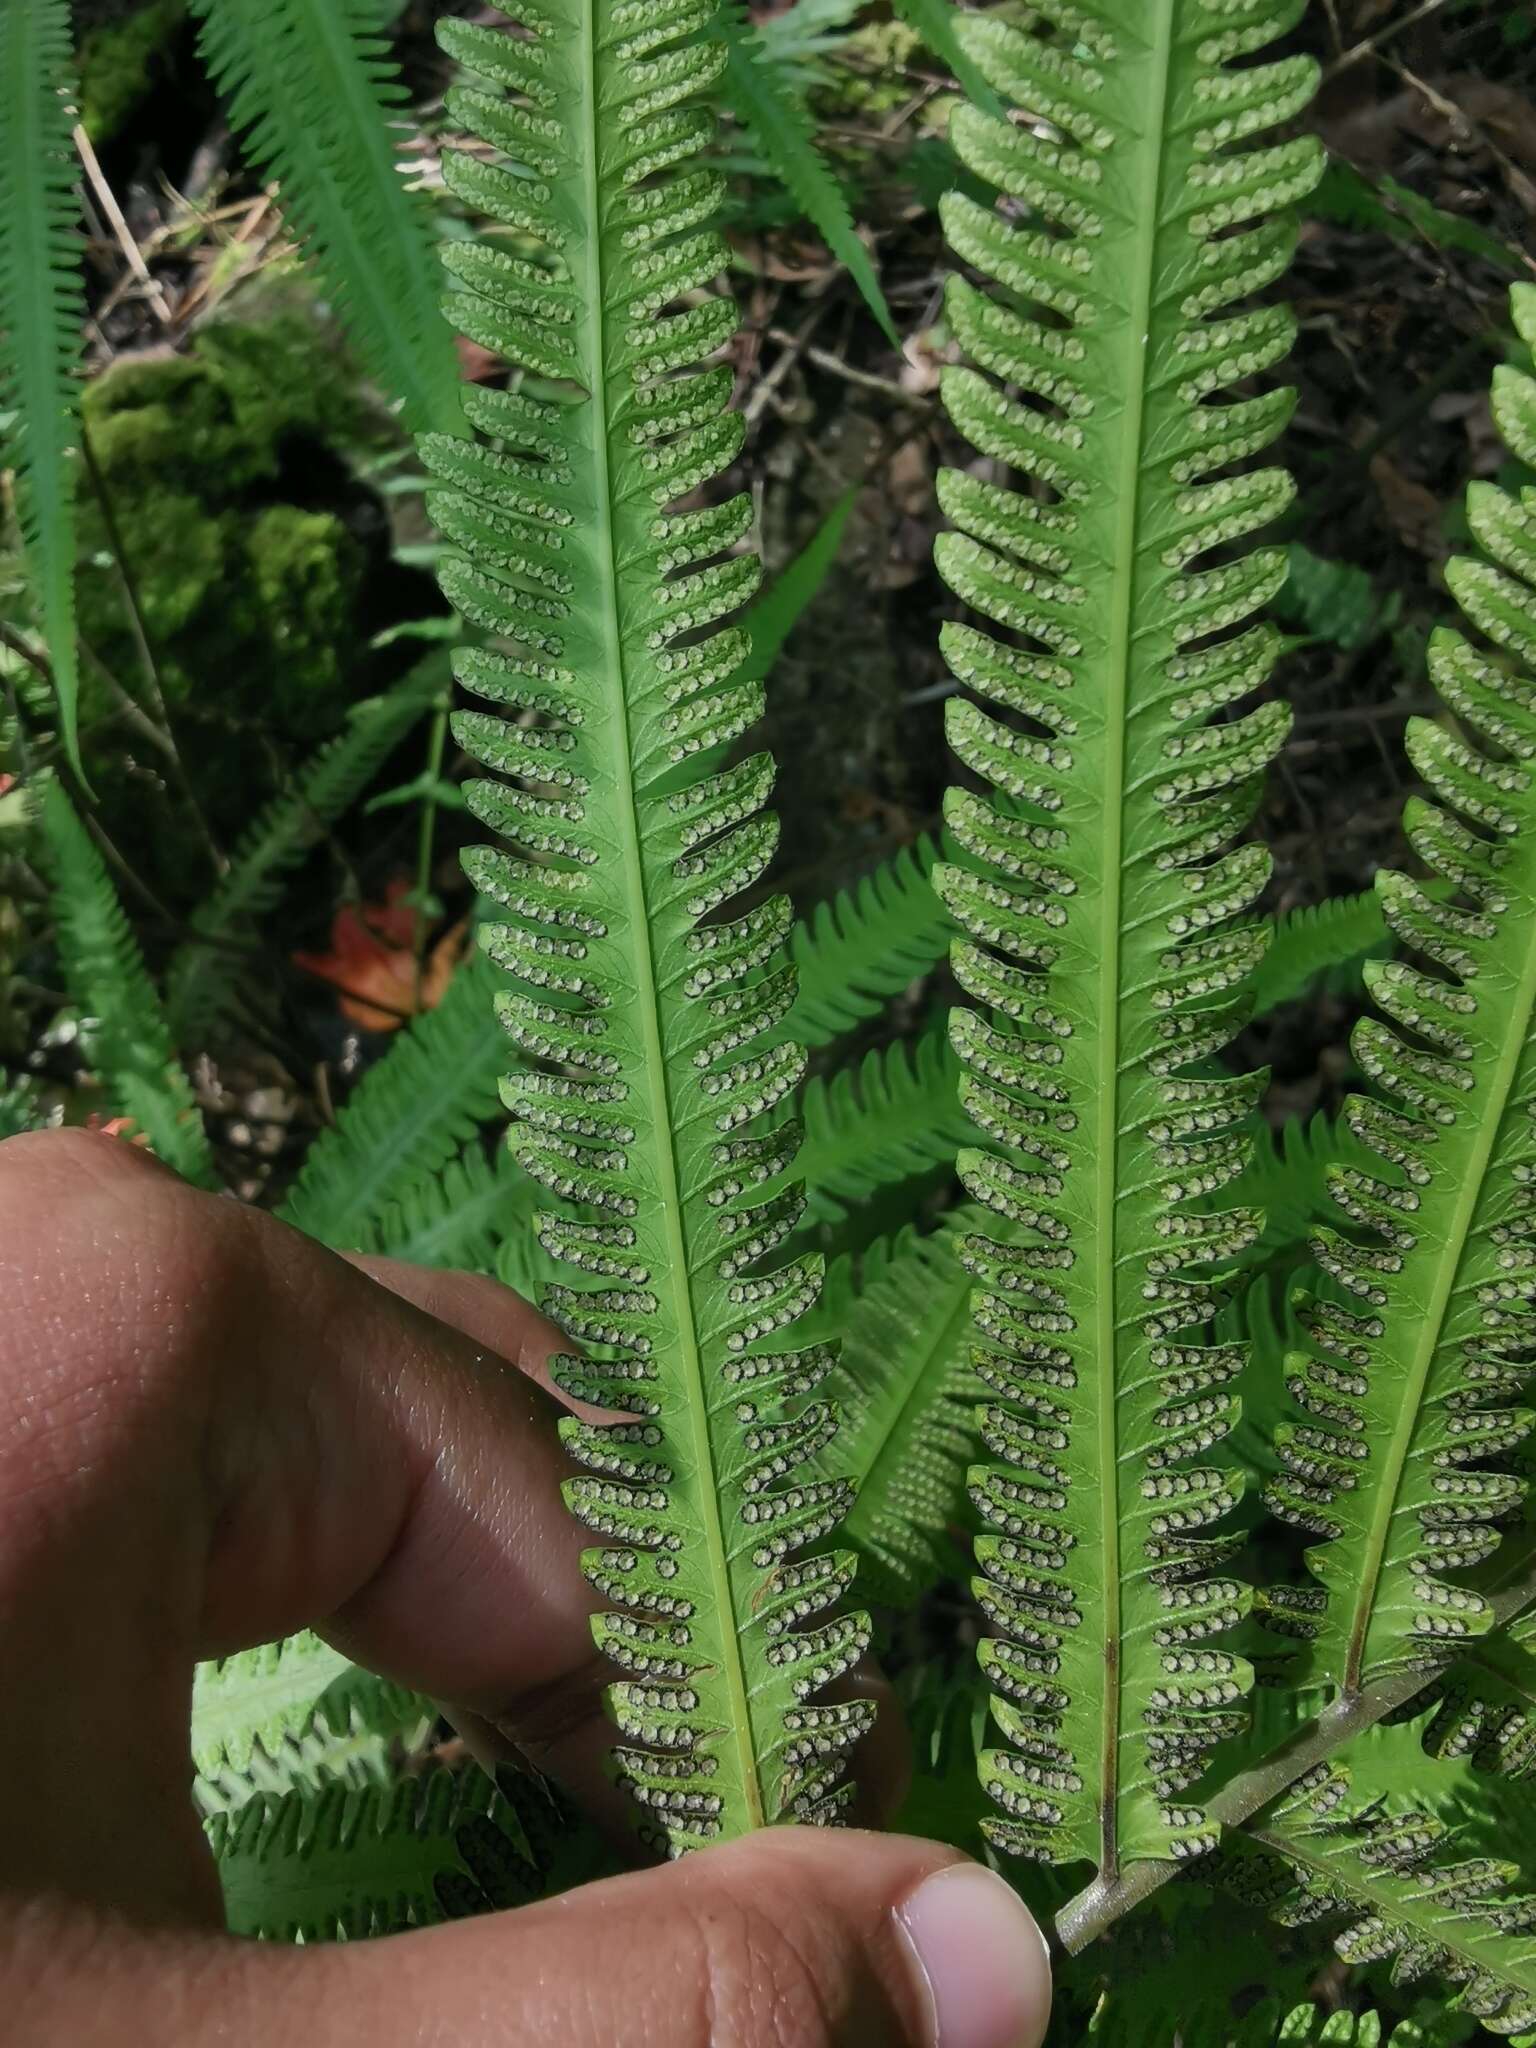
left=5, top=0, right=1536, bottom=2039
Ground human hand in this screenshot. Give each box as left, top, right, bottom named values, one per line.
left=0, top=1130, right=1051, bottom=2047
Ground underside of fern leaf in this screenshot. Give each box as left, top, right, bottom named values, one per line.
left=424, top=2, right=867, bottom=1851
left=0, top=0, right=85, bottom=772
left=1230, top=1759, right=1536, bottom=2036
left=1267, top=284, right=1536, bottom=1699
left=935, top=0, right=1320, bottom=1872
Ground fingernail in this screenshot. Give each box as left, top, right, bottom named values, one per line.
left=894, top=1863, right=1053, bottom=2048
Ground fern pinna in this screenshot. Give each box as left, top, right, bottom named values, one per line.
left=934, top=0, right=1321, bottom=1874
left=1266, top=286, right=1536, bottom=1698
left=421, top=4, right=867, bottom=1851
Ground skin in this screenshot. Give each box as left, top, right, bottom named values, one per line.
left=0, top=1128, right=998, bottom=2046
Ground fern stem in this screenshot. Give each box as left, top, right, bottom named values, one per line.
left=410, top=695, right=449, bottom=1006
left=1052, top=1542, right=1536, bottom=1956
left=79, top=423, right=224, bottom=879
left=1087, top=0, right=1176, bottom=1882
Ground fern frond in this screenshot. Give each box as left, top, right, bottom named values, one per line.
left=1264, top=2005, right=1467, bottom=2047
left=718, top=9, right=899, bottom=347
left=187, top=0, right=461, bottom=435
left=1265, top=285, right=1536, bottom=1699
left=1250, top=892, right=1393, bottom=1019
left=935, top=1, right=1319, bottom=1870
left=424, top=4, right=867, bottom=1849
left=815, top=1219, right=978, bottom=1607
left=787, top=831, right=952, bottom=1046
left=1412, top=1611, right=1536, bottom=1781
left=890, top=0, right=1007, bottom=123
left=37, top=776, right=216, bottom=1185
left=208, top=1770, right=539, bottom=1939
left=735, top=485, right=858, bottom=689
left=165, top=660, right=444, bottom=1048
left=0, top=0, right=84, bottom=771
left=355, top=1134, right=540, bottom=1276
left=192, top=1634, right=431, bottom=1812
left=276, top=947, right=505, bottom=1251
left=799, top=1030, right=969, bottom=1227
left=1232, top=1761, right=1536, bottom=2037
left=1229, top=1115, right=1369, bottom=1276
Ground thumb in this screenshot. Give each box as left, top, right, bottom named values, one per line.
left=268, top=1827, right=1050, bottom=2048
left=48, top=1827, right=1052, bottom=2047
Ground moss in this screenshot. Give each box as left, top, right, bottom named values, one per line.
left=71, top=311, right=387, bottom=898
left=81, top=317, right=364, bottom=496
left=247, top=506, right=365, bottom=736
left=76, top=0, right=187, bottom=144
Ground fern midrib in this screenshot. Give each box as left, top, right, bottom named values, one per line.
left=1092, top=2, right=1174, bottom=1881
left=1342, top=917, right=1536, bottom=1694
left=578, top=0, right=765, bottom=1829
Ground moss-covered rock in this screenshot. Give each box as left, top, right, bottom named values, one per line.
left=71, top=309, right=422, bottom=903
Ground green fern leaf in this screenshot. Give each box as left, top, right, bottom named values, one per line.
left=188, top=0, right=461, bottom=435
left=423, top=3, right=868, bottom=1849
left=798, top=1029, right=970, bottom=1227
left=735, top=485, right=858, bottom=689
left=1250, top=892, right=1394, bottom=1018
left=192, top=1634, right=432, bottom=1812
left=935, top=1, right=1319, bottom=1870
left=1265, top=284, right=1536, bottom=1699
left=787, top=831, right=952, bottom=1046
left=890, top=0, right=1007, bottom=122
left=1229, top=1114, right=1370, bottom=1276
left=355, top=1135, right=540, bottom=1276
left=164, top=660, right=444, bottom=1047
left=276, top=946, right=506, bottom=1251
left=718, top=7, right=900, bottom=347
left=1233, top=1760, right=1536, bottom=2037
left=37, top=776, right=216, bottom=1185
left=816, top=1218, right=978, bottom=1606
left=207, top=1770, right=540, bottom=1939
left=1267, top=2006, right=1469, bottom=2048
left=0, top=0, right=85, bottom=773
left=1411, top=1610, right=1536, bottom=1782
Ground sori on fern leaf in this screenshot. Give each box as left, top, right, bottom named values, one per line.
left=419, top=0, right=869, bottom=1853
left=932, top=0, right=1321, bottom=1875
left=1265, top=284, right=1536, bottom=1701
